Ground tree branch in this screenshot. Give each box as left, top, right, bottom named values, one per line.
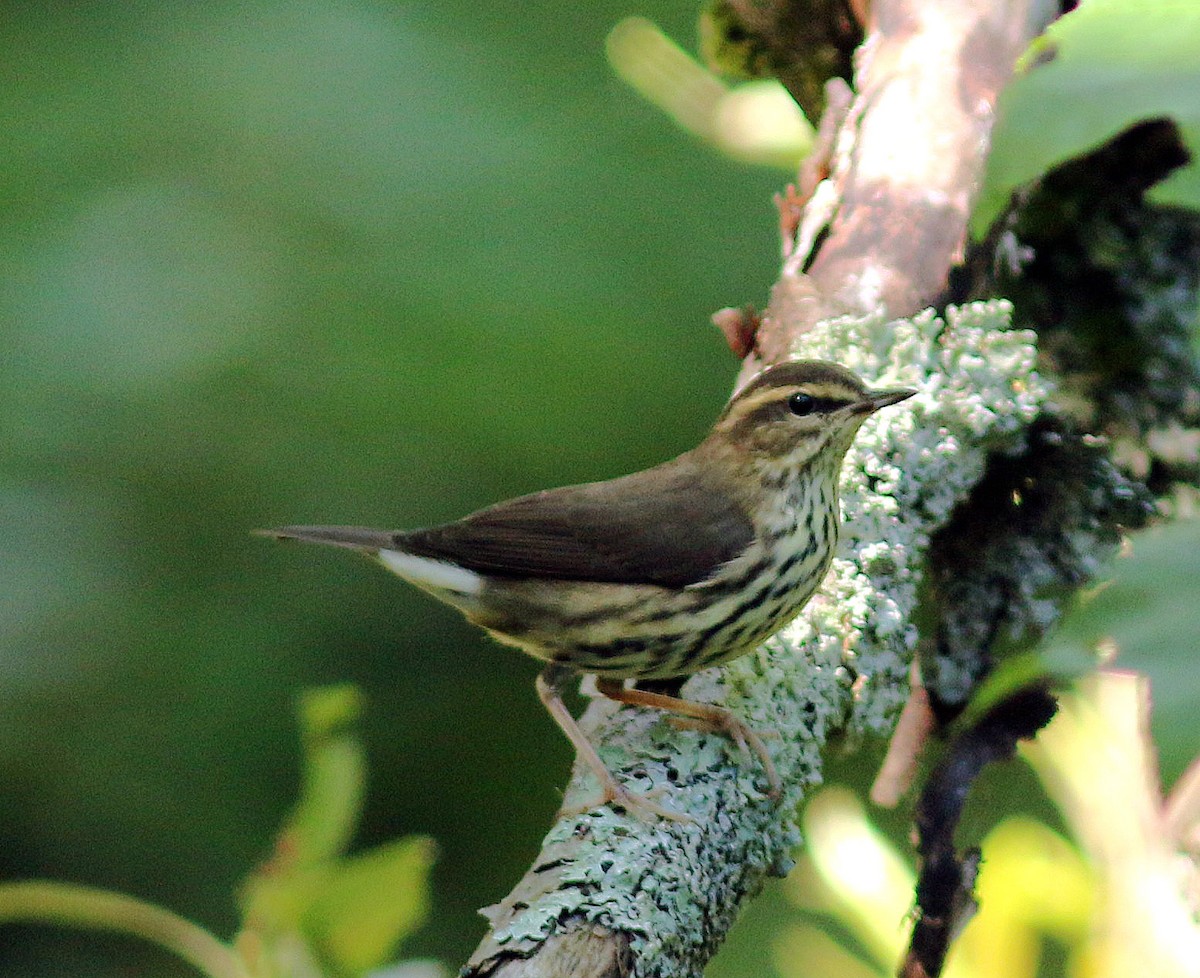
left=463, top=1, right=1062, bottom=975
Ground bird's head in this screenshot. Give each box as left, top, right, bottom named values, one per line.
left=707, top=360, right=915, bottom=474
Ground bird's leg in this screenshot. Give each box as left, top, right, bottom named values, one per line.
left=535, top=665, right=692, bottom=823
left=595, top=677, right=781, bottom=800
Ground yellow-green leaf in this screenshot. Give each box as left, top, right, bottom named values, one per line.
left=304, top=836, right=437, bottom=977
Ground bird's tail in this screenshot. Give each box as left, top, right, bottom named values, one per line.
left=255, top=525, right=399, bottom=552
left=259, top=524, right=484, bottom=605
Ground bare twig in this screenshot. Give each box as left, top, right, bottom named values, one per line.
left=900, top=684, right=1058, bottom=978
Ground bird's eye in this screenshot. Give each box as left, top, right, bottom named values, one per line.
left=788, top=392, right=816, bottom=416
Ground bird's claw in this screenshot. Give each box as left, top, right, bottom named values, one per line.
left=668, top=708, right=781, bottom=801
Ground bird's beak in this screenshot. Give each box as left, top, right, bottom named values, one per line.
left=853, top=387, right=917, bottom=414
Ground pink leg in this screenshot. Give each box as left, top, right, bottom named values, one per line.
left=536, top=666, right=692, bottom=823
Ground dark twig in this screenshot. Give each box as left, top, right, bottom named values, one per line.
left=901, top=684, right=1059, bottom=978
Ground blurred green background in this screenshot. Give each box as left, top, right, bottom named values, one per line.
left=1, top=2, right=1197, bottom=977
left=0, top=1, right=778, bottom=973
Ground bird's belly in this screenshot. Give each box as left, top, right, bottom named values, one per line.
left=472, top=537, right=833, bottom=680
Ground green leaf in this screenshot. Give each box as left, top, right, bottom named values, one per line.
left=300, top=684, right=364, bottom=741
left=304, top=836, right=438, bottom=977
left=974, top=0, right=1200, bottom=236
left=239, top=685, right=367, bottom=940
left=286, top=685, right=368, bottom=868
left=962, top=519, right=1200, bottom=730
left=238, top=687, right=439, bottom=977
left=1044, top=519, right=1200, bottom=665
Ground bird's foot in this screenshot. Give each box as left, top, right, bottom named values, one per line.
left=540, top=667, right=694, bottom=823
left=595, top=678, right=782, bottom=802
left=678, top=705, right=781, bottom=801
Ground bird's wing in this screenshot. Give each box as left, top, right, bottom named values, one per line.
left=397, top=453, right=754, bottom=588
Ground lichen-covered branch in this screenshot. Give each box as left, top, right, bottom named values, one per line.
left=463, top=0, right=1064, bottom=975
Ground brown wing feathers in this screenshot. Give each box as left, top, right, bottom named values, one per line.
left=397, top=454, right=753, bottom=589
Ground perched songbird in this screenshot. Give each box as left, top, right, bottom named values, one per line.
left=262, top=361, right=914, bottom=820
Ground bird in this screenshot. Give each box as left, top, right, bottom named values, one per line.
left=261, top=360, right=914, bottom=821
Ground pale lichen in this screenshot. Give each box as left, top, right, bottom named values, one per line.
left=468, top=301, right=1059, bottom=978
left=782, top=301, right=1050, bottom=731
